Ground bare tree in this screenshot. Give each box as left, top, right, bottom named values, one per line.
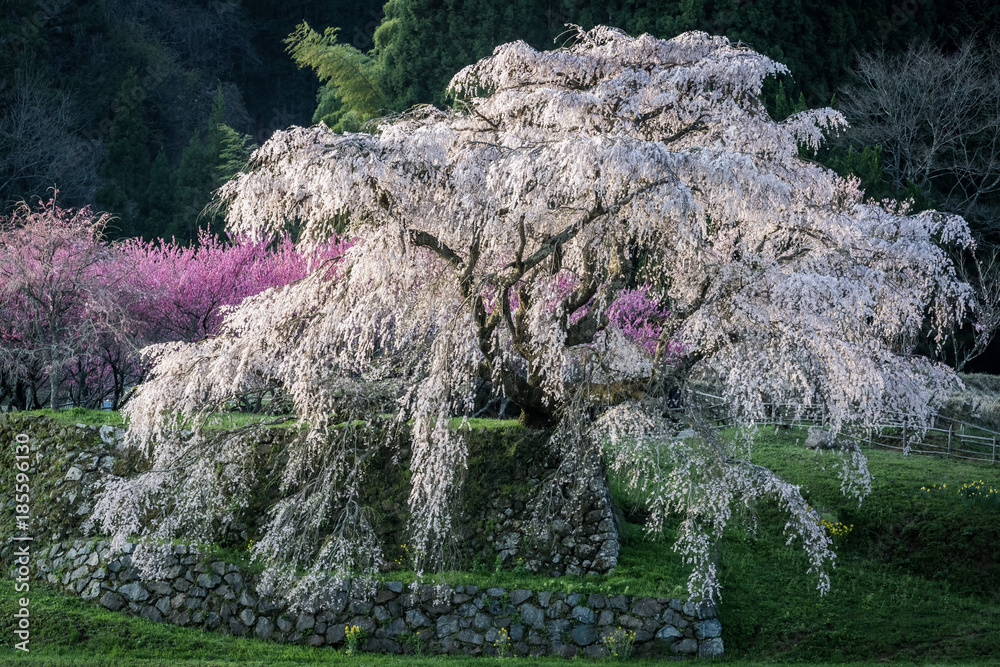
left=841, top=41, right=1000, bottom=232
left=950, top=246, right=1000, bottom=371
left=0, top=64, right=100, bottom=212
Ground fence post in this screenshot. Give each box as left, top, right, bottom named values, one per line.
left=947, top=424, right=952, bottom=459
left=993, top=437, right=996, bottom=465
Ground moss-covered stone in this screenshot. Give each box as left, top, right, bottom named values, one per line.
left=1, top=413, right=619, bottom=577
left=1, top=414, right=126, bottom=558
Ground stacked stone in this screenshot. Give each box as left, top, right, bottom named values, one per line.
left=8, top=415, right=722, bottom=659
left=35, top=539, right=723, bottom=659
left=0, top=417, right=125, bottom=562
left=483, top=483, right=619, bottom=578
left=469, top=441, right=620, bottom=578
left=2, top=415, right=622, bottom=578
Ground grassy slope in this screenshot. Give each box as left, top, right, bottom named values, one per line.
left=718, top=426, right=1000, bottom=663
left=3, top=412, right=1000, bottom=664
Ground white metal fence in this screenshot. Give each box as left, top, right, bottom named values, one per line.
left=687, top=390, right=1000, bottom=465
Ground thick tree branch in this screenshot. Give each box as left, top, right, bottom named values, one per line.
left=408, top=230, right=464, bottom=271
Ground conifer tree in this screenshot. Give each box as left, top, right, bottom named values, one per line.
left=207, top=88, right=228, bottom=161
left=168, top=87, right=237, bottom=241
left=169, top=133, right=214, bottom=242
left=97, top=71, right=151, bottom=237
left=215, top=125, right=257, bottom=187
left=773, top=80, right=791, bottom=120
left=143, top=146, right=175, bottom=239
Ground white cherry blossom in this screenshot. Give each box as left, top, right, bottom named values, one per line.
left=93, top=26, right=973, bottom=604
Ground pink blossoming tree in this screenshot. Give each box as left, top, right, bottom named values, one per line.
left=0, top=198, right=347, bottom=410
left=0, top=198, right=118, bottom=410
left=121, top=231, right=349, bottom=344
left=95, top=27, right=973, bottom=606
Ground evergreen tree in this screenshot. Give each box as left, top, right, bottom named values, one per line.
left=207, top=88, right=228, bottom=162
left=795, top=92, right=808, bottom=114
left=97, top=70, right=151, bottom=237
left=168, top=133, right=214, bottom=242
left=818, top=144, right=893, bottom=202
left=143, top=146, right=175, bottom=240
left=773, top=80, right=791, bottom=120
left=768, top=81, right=810, bottom=121
left=215, top=125, right=257, bottom=187
left=373, top=0, right=551, bottom=111
left=167, top=87, right=243, bottom=242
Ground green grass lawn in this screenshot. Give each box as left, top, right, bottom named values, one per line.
left=0, top=582, right=995, bottom=666
left=18, top=408, right=517, bottom=433
left=198, top=518, right=685, bottom=601
left=716, top=426, right=1000, bottom=663
left=342, top=520, right=687, bottom=599
left=3, top=413, right=1000, bottom=664
left=22, top=407, right=303, bottom=432
left=23, top=407, right=126, bottom=427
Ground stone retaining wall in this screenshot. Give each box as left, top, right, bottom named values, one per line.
left=35, top=539, right=724, bottom=659
left=0, top=418, right=127, bottom=552
left=0, top=415, right=619, bottom=577
left=3, top=414, right=724, bottom=659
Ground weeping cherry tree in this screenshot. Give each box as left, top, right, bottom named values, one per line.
left=92, top=27, right=974, bottom=608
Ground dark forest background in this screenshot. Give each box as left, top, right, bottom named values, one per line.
left=3, top=0, right=1000, bottom=370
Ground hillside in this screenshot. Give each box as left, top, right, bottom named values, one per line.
left=2, top=412, right=999, bottom=663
